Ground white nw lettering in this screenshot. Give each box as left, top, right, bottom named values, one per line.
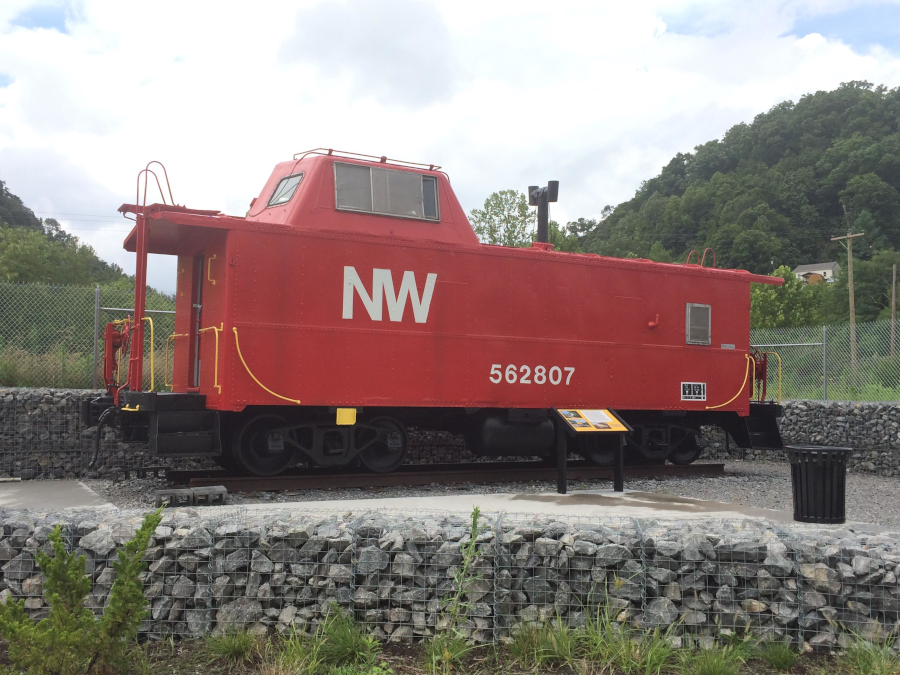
left=342, top=266, right=437, bottom=323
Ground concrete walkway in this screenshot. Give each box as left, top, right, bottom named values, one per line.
left=231, top=489, right=796, bottom=522
left=0, top=480, right=113, bottom=511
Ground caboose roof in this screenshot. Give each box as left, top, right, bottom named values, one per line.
left=118, top=151, right=782, bottom=287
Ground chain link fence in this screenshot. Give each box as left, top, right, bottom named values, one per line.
left=0, top=282, right=175, bottom=391
left=751, top=320, right=900, bottom=402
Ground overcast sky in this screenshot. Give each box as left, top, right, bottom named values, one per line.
left=2, top=0, right=900, bottom=294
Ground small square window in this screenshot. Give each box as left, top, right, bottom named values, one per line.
left=267, top=173, right=304, bottom=207
left=686, top=303, right=711, bottom=345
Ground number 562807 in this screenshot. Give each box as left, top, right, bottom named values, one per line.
left=489, top=364, right=574, bottom=386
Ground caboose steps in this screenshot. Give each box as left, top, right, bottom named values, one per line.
left=115, top=392, right=222, bottom=458
left=744, top=403, right=784, bottom=450
left=150, top=410, right=221, bottom=457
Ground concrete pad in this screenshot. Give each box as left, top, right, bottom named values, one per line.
left=0, top=481, right=114, bottom=511
left=225, top=489, right=795, bottom=522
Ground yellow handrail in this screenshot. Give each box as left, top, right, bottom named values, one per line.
left=142, top=316, right=154, bottom=391
left=207, top=254, right=217, bottom=285
left=706, top=354, right=752, bottom=410
left=764, top=351, right=783, bottom=404
left=164, top=333, right=189, bottom=389
left=232, top=327, right=301, bottom=404
left=197, top=324, right=223, bottom=393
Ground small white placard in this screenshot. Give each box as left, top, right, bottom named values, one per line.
left=681, top=382, right=706, bottom=401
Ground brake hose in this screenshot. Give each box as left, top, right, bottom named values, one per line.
left=89, top=407, right=117, bottom=470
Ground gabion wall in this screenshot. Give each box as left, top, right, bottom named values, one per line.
left=700, top=400, right=900, bottom=475
left=4, top=387, right=900, bottom=479
left=0, top=507, right=897, bottom=649
left=0, top=388, right=214, bottom=479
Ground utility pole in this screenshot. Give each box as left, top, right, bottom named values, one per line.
left=833, top=206, right=864, bottom=379
left=892, top=263, right=897, bottom=357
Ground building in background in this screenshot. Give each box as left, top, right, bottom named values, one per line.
left=792, top=262, right=841, bottom=284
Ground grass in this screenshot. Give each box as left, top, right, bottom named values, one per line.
left=205, top=630, right=264, bottom=666
left=425, top=633, right=476, bottom=674
left=838, top=637, right=900, bottom=675
left=678, top=634, right=755, bottom=675
left=317, top=608, right=382, bottom=668
left=755, top=640, right=798, bottom=671
left=581, top=610, right=676, bottom=675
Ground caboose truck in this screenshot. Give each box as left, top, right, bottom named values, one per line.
left=82, top=150, right=785, bottom=477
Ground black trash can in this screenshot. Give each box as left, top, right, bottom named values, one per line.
left=785, top=445, right=852, bottom=524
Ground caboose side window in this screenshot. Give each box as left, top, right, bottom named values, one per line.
left=267, top=172, right=304, bottom=207
left=334, top=162, right=440, bottom=221
left=686, top=303, right=711, bottom=345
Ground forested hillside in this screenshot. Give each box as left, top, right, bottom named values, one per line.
left=0, top=179, right=128, bottom=285
left=581, top=81, right=900, bottom=274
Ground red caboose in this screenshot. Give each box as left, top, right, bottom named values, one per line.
left=83, top=150, right=784, bottom=476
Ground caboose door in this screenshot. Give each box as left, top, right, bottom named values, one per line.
left=190, top=253, right=204, bottom=386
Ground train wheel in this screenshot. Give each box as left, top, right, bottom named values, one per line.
left=578, top=435, right=617, bottom=467
left=233, top=414, right=297, bottom=476
left=667, top=430, right=702, bottom=465
left=359, top=417, right=408, bottom=473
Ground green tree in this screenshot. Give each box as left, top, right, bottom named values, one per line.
left=0, top=182, right=127, bottom=286
left=0, top=226, right=124, bottom=285
left=751, top=265, right=823, bottom=328
left=0, top=510, right=163, bottom=675
left=547, top=220, right=582, bottom=252
left=647, top=241, right=673, bottom=262
left=821, top=249, right=900, bottom=323
left=0, top=179, right=42, bottom=232
left=469, top=190, right=535, bottom=247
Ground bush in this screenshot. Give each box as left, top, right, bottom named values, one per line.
left=0, top=510, right=163, bottom=675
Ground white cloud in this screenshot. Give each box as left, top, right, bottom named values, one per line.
left=0, top=0, right=898, bottom=294
left=280, top=0, right=460, bottom=107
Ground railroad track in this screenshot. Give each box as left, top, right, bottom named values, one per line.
left=166, top=461, right=725, bottom=493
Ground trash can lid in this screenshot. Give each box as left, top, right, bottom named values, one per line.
left=785, top=444, right=853, bottom=453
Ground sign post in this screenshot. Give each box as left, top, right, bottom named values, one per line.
left=552, top=408, right=633, bottom=494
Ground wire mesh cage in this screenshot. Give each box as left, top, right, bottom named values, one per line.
left=2, top=507, right=900, bottom=650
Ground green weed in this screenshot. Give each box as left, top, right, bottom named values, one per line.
left=316, top=609, right=381, bottom=668
left=678, top=642, right=748, bottom=675
left=839, top=637, right=900, bottom=675
left=582, top=609, right=675, bottom=675
left=509, top=624, right=554, bottom=669
left=204, top=630, right=261, bottom=665
left=426, top=633, right=475, bottom=674
left=755, top=640, right=798, bottom=671
left=270, top=629, right=325, bottom=673
left=329, top=664, right=395, bottom=675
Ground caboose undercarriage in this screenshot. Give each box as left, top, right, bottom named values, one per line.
left=83, top=391, right=783, bottom=476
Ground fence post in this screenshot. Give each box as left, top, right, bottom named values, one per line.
left=92, top=286, right=100, bottom=389
left=822, top=325, right=827, bottom=401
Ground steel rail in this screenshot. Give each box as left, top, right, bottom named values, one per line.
left=167, top=461, right=725, bottom=492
